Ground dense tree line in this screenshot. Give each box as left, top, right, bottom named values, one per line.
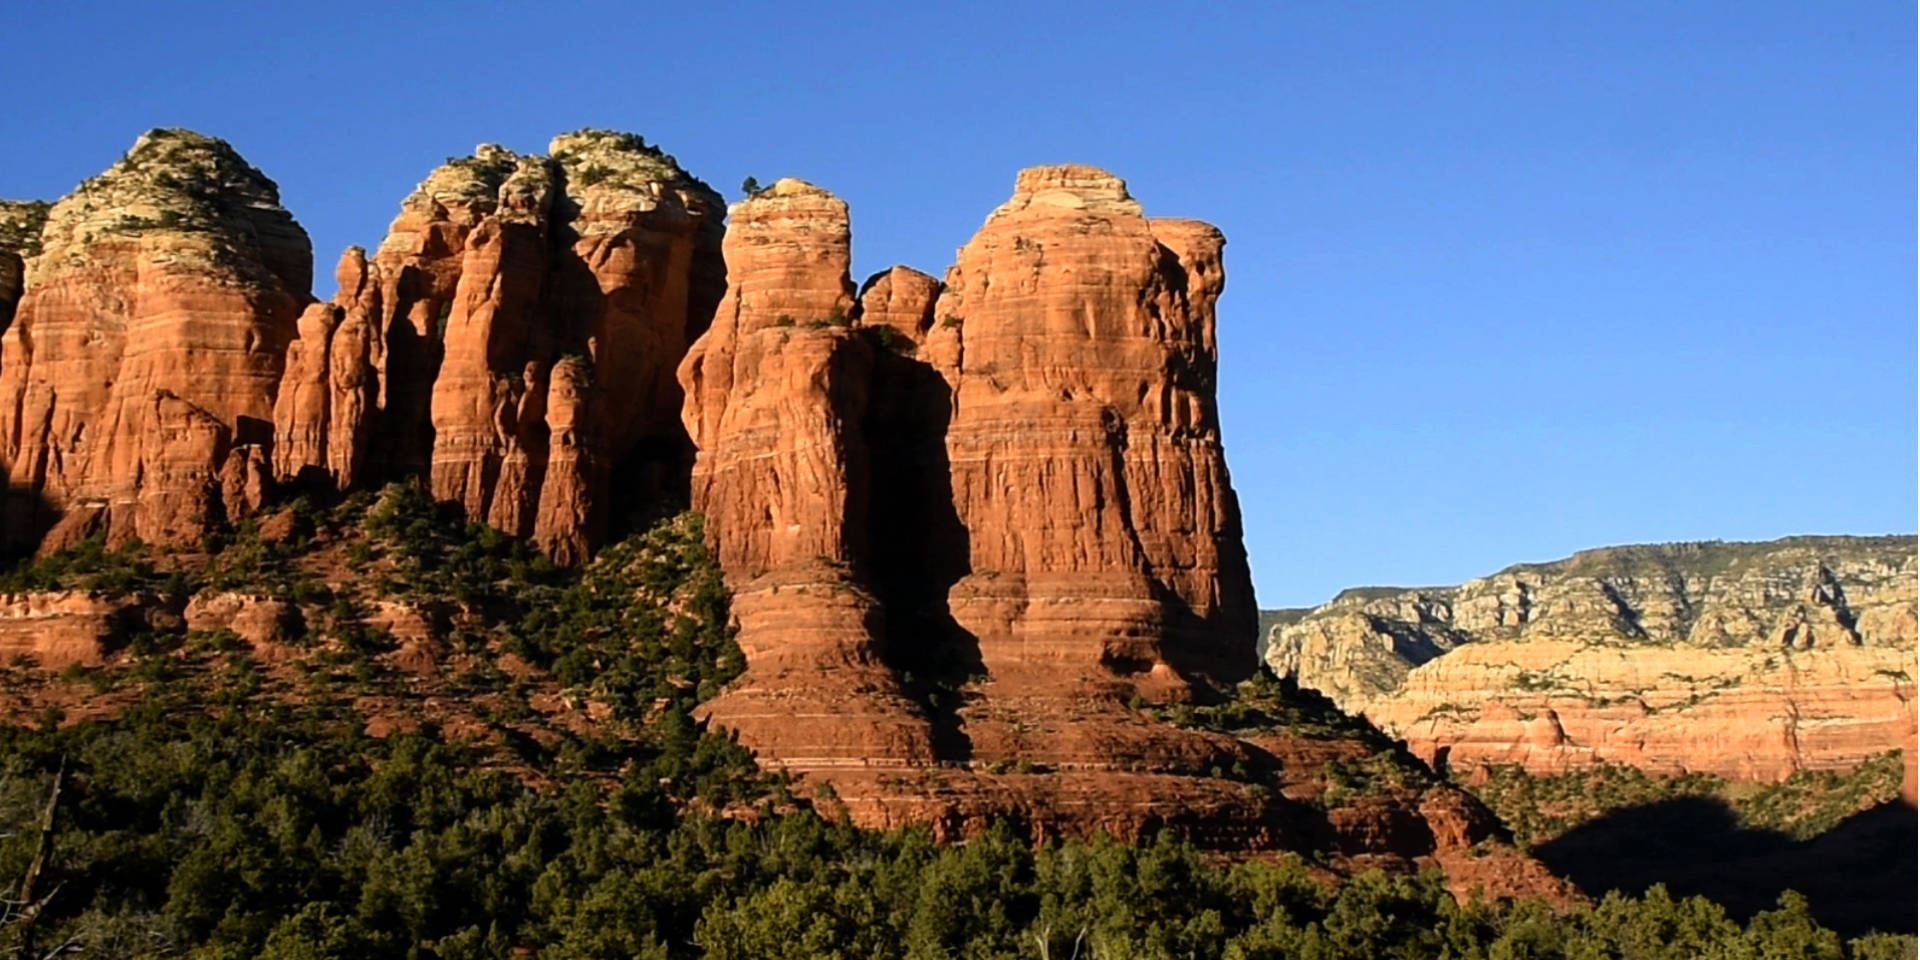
left=0, top=490, right=1910, bottom=958
left=3, top=699, right=1911, bottom=960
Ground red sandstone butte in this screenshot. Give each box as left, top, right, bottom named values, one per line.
left=673, top=169, right=1532, bottom=882
left=0, top=130, right=311, bottom=551
left=929, top=165, right=1257, bottom=703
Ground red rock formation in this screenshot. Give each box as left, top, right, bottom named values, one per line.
left=0, top=130, right=311, bottom=550
left=0, top=201, right=46, bottom=335
left=680, top=178, right=935, bottom=766
left=929, top=165, right=1256, bottom=703
left=364, top=147, right=521, bottom=481
left=857, top=266, right=940, bottom=343
left=270, top=248, right=382, bottom=490
left=533, top=356, right=592, bottom=563
left=0, top=252, right=20, bottom=335
left=0, top=591, right=141, bottom=668
left=272, top=132, right=725, bottom=557
left=682, top=169, right=1383, bottom=866
left=428, top=157, right=556, bottom=530
left=271, top=301, right=339, bottom=484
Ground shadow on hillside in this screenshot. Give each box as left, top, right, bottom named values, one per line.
left=1, top=486, right=69, bottom=562
left=863, top=346, right=979, bottom=763
left=1534, top=794, right=1917, bottom=937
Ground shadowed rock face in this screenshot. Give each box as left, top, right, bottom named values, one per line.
left=679, top=179, right=936, bottom=767
left=0, top=130, right=311, bottom=551
left=675, top=170, right=1351, bottom=862
left=1266, top=536, right=1920, bottom=786
left=0, top=201, right=50, bottom=335
left=270, top=132, right=726, bottom=556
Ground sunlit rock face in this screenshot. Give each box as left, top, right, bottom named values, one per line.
left=268, top=132, right=726, bottom=556
left=0, top=130, right=311, bottom=551
left=928, top=165, right=1257, bottom=705
left=1267, top=536, right=1920, bottom=787
left=679, top=179, right=937, bottom=768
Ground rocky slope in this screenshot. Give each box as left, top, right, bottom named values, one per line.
left=1266, top=537, right=1918, bottom=785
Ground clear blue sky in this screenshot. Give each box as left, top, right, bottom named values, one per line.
left=3, top=1, right=1912, bottom=606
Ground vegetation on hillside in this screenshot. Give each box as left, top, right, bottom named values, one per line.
left=1464, top=752, right=1909, bottom=851
left=0, top=692, right=1909, bottom=959
left=0, top=489, right=1910, bottom=957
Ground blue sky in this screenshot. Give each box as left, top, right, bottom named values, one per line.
left=3, top=1, right=1912, bottom=606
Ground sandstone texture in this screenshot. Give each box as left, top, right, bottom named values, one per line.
left=680, top=179, right=935, bottom=767
left=661, top=168, right=1545, bottom=889
left=929, top=166, right=1255, bottom=703
left=183, top=590, right=305, bottom=652
left=272, top=132, right=725, bottom=556
left=1266, top=536, right=1919, bottom=783
left=682, top=169, right=1263, bottom=778
left=0, top=590, right=142, bottom=667
left=0, top=131, right=311, bottom=551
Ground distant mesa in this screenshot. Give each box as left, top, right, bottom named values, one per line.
left=1264, top=535, right=1919, bottom=788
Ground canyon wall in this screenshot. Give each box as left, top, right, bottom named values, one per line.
left=1266, top=537, right=1919, bottom=784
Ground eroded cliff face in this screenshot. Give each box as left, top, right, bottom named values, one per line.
left=662, top=168, right=1548, bottom=891
left=1266, top=537, right=1919, bottom=784
left=682, top=169, right=1264, bottom=774
left=269, top=132, right=726, bottom=555
left=0, top=134, right=1573, bottom=894
left=930, top=166, right=1255, bottom=703
left=0, top=130, right=311, bottom=551
left=680, top=179, right=935, bottom=766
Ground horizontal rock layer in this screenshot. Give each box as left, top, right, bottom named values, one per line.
left=0, top=130, right=311, bottom=551
left=1266, top=536, right=1919, bottom=785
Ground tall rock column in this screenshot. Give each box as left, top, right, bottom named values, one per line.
left=930, top=165, right=1256, bottom=701
left=533, top=130, right=725, bottom=555
left=368, top=147, right=523, bottom=482
left=679, top=179, right=934, bottom=767
left=270, top=246, right=383, bottom=490
left=428, top=157, right=557, bottom=530
left=0, top=130, right=311, bottom=550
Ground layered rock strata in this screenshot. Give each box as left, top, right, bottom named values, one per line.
left=680, top=179, right=935, bottom=766
left=0, top=130, right=311, bottom=551
left=0, top=136, right=1569, bottom=891
left=1266, top=537, right=1920, bottom=784
left=684, top=169, right=1263, bottom=774
left=929, top=165, right=1256, bottom=706
left=673, top=169, right=1521, bottom=876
